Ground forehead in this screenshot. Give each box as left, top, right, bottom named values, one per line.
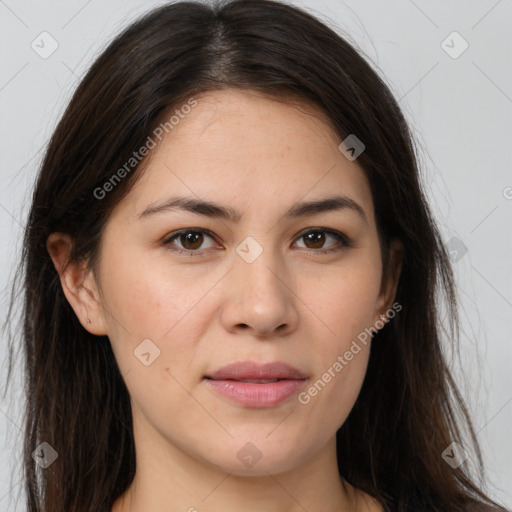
left=114, top=89, right=375, bottom=225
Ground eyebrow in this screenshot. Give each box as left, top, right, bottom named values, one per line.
left=138, top=194, right=368, bottom=224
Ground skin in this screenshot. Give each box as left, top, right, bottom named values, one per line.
left=47, top=89, right=402, bottom=512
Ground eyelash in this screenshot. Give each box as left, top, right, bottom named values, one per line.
left=162, top=227, right=352, bottom=257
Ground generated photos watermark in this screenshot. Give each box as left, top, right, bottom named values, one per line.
left=93, top=97, right=198, bottom=200
left=298, top=301, right=402, bottom=405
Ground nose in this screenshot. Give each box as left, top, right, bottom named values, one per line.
left=220, top=244, right=299, bottom=338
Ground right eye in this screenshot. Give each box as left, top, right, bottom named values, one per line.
left=163, top=228, right=220, bottom=256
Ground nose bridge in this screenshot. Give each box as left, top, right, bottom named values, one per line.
left=221, top=234, right=298, bottom=336
left=237, top=240, right=282, bottom=294
left=234, top=235, right=285, bottom=298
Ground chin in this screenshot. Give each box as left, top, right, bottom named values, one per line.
left=214, top=456, right=301, bottom=477
left=198, top=438, right=308, bottom=477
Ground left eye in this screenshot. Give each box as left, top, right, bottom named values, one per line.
left=163, top=228, right=351, bottom=256
left=294, top=229, right=350, bottom=252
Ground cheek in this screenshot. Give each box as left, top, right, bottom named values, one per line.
left=96, top=243, right=240, bottom=403
left=300, top=258, right=382, bottom=346
left=294, top=259, right=381, bottom=423
left=301, top=345, right=371, bottom=436
left=98, top=250, right=219, bottom=419
left=99, top=244, right=223, bottom=339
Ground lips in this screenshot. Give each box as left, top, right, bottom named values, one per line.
left=204, top=361, right=307, bottom=408
left=205, top=361, right=306, bottom=381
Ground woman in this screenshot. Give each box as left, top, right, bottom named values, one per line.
left=3, top=0, right=507, bottom=510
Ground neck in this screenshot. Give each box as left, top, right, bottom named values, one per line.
left=112, top=418, right=360, bottom=512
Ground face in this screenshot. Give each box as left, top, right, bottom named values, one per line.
left=56, top=89, right=401, bottom=477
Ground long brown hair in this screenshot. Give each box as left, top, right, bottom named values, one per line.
left=2, top=1, right=505, bottom=510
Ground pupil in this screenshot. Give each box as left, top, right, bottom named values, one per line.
left=183, top=232, right=202, bottom=249
left=306, top=232, right=325, bottom=248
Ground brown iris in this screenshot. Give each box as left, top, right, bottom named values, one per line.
left=303, top=231, right=326, bottom=249
left=179, top=231, right=204, bottom=250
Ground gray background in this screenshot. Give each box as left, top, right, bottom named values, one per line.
left=0, top=0, right=510, bottom=509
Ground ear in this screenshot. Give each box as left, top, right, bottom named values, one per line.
left=46, top=232, right=108, bottom=336
left=373, top=238, right=403, bottom=325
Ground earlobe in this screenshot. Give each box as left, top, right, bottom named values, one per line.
left=46, top=232, right=108, bottom=336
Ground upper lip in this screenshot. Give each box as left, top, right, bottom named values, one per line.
left=205, top=361, right=306, bottom=380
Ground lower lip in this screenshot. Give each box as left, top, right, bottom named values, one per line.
left=204, top=378, right=306, bottom=408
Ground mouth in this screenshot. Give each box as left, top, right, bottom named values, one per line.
left=205, top=360, right=306, bottom=381
left=206, top=378, right=284, bottom=383
left=204, top=361, right=307, bottom=408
